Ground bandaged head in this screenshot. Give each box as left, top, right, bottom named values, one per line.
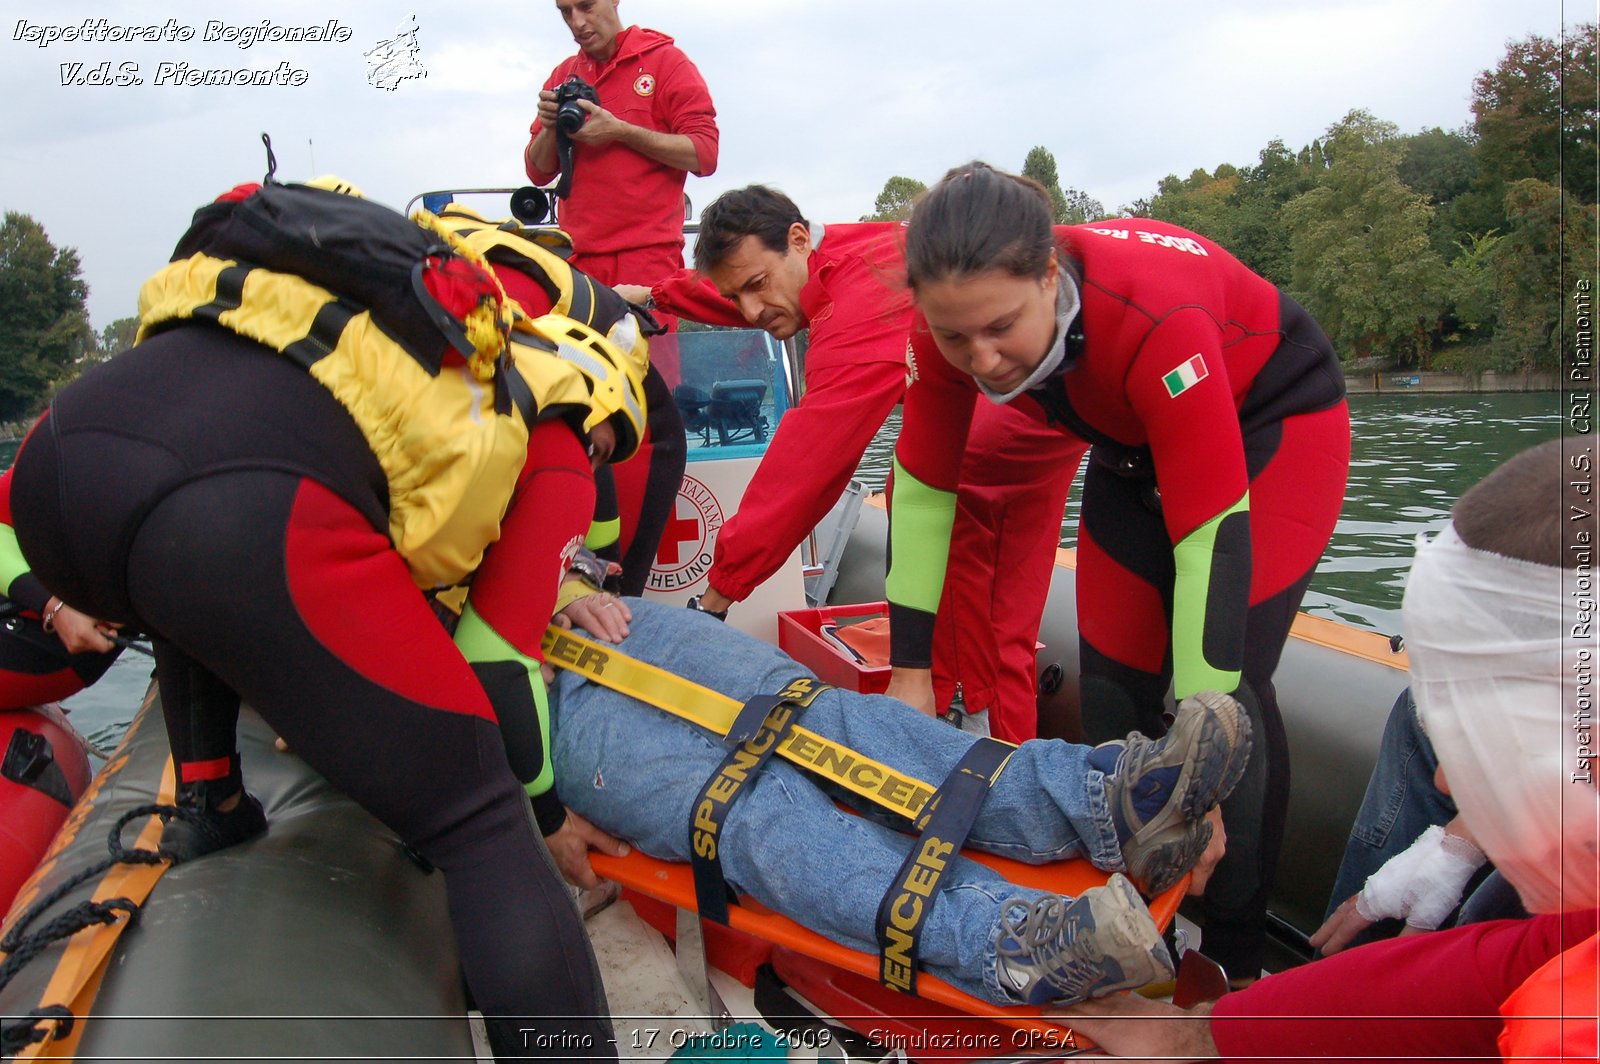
left=1404, top=521, right=1598, bottom=913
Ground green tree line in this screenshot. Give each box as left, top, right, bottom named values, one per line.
left=0, top=210, right=138, bottom=428
left=866, top=26, right=1597, bottom=375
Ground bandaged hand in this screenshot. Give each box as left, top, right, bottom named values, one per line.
left=1356, top=824, right=1486, bottom=927
left=1311, top=824, right=1486, bottom=954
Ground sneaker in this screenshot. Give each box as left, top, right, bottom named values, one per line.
left=995, top=873, right=1175, bottom=1005
left=1095, top=690, right=1251, bottom=895
left=159, top=787, right=268, bottom=862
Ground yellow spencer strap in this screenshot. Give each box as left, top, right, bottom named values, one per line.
left=541, top=626, right=946, bottom=823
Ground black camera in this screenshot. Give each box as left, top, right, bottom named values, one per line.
left=552, top=75, right=600, bottom=135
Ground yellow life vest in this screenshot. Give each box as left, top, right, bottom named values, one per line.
left=137, top=252, right=532, bottom=591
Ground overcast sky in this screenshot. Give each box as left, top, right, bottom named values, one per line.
left=0, top=1, right=1575, bottom=329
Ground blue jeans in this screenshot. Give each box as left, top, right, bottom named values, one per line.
left=549, top=599, right=1125, bottom=1004
left=1322, top=688, right=1521, bottom=949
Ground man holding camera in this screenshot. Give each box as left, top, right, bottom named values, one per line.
left=523, top=0, right=718, bottom=291
left=524, top=0, right=719, bottom=598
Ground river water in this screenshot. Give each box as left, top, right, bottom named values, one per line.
left=2, top=390, right=1564, bottom=754
left=854, top=391, right=1563, bottom=635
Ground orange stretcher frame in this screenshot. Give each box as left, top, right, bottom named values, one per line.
left=591, top=845, right=1187, bottom=1040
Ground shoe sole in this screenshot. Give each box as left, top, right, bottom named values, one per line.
left=1176, top=691, right=1251, bottom=820
left=1061, top=874, right=1176, bottom=1003
left=1122, top=692, right=1251, bottom=895
left=1128, top=817, right=1214, bottom=896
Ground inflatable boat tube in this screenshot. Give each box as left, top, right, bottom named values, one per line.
left=0, top=692, right=474, bottom=1061
left=0, top=705, right=93, bottom=916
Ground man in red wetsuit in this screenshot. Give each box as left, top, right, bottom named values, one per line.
left=1058, top=436, right=1597, bottom=1063
left=889, top=164, right=1351, bottom=979
left=523, top=0, right=720, bottom=594
left=628, top=185, right=1085, bottom=742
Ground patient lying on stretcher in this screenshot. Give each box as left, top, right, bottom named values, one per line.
left=542, top=594, right=1248, bottom=1007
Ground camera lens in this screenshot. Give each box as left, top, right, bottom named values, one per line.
left=556, top=103, right=586, bottom=135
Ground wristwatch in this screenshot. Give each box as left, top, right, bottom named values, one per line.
left=686, top=594, right=728, bottom=621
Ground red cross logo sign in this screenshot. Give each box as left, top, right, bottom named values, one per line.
left=646, top=473, right=724, bottom=592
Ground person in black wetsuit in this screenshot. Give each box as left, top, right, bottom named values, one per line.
left=8, top=182, right=625, bottom=1060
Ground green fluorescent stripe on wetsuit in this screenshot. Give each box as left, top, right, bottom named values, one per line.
left=453, top=603, right=556, bottom=798
left=0, top=522, right=28, bottom=596
left=884, top=459, right=958, bottom=614
left=1171, top=492, right=1251, bottom=698
left=585, top=515, right=620, bottom=552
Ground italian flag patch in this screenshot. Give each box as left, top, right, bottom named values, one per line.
left=1162, top=354, right=1209, bottom=398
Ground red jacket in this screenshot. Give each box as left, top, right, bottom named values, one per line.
left=1209, top=909, right=1598, bottom=1063
left=525, top=27, right=719, bottom=265
left=651, top=223, right=912, bottom=600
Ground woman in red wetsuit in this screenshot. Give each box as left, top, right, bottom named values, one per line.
left=884, top=162, right=1349, bottom=979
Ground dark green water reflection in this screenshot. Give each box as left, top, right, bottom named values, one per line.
left=855, top=392, right=1564, bottom=635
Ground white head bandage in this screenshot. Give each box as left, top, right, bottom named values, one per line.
left=1404, top=522, right=1599, bottom=913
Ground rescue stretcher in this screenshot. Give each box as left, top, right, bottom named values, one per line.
left=543, top=624, right=1193, bottom=1058
left=592, top=848, right=1187, bottom=1057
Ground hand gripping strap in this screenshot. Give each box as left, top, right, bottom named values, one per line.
left=875, top=737, right=1014, bottom=995
left=689, top=677, right=830, bottom=926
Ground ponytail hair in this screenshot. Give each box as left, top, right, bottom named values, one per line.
left=904, top=161, right=1057, bottom=290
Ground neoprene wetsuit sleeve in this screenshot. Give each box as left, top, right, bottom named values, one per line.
left=586, top=465, right=622, bottom=567
left=883, top=326, right=979, bottom=665
left=884, top=325, right=975, bottom=669
left=0, top=467, right=48, bottom=612
left=453, top=602, right=566, bottom=834
left=884, top=460, right=957, bottom=669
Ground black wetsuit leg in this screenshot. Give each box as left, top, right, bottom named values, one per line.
left=124, top=473, right=613, bottom=1058
left=612, top=364, right=686, bottom=597
left=152, top=640, right=243, bottom=796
